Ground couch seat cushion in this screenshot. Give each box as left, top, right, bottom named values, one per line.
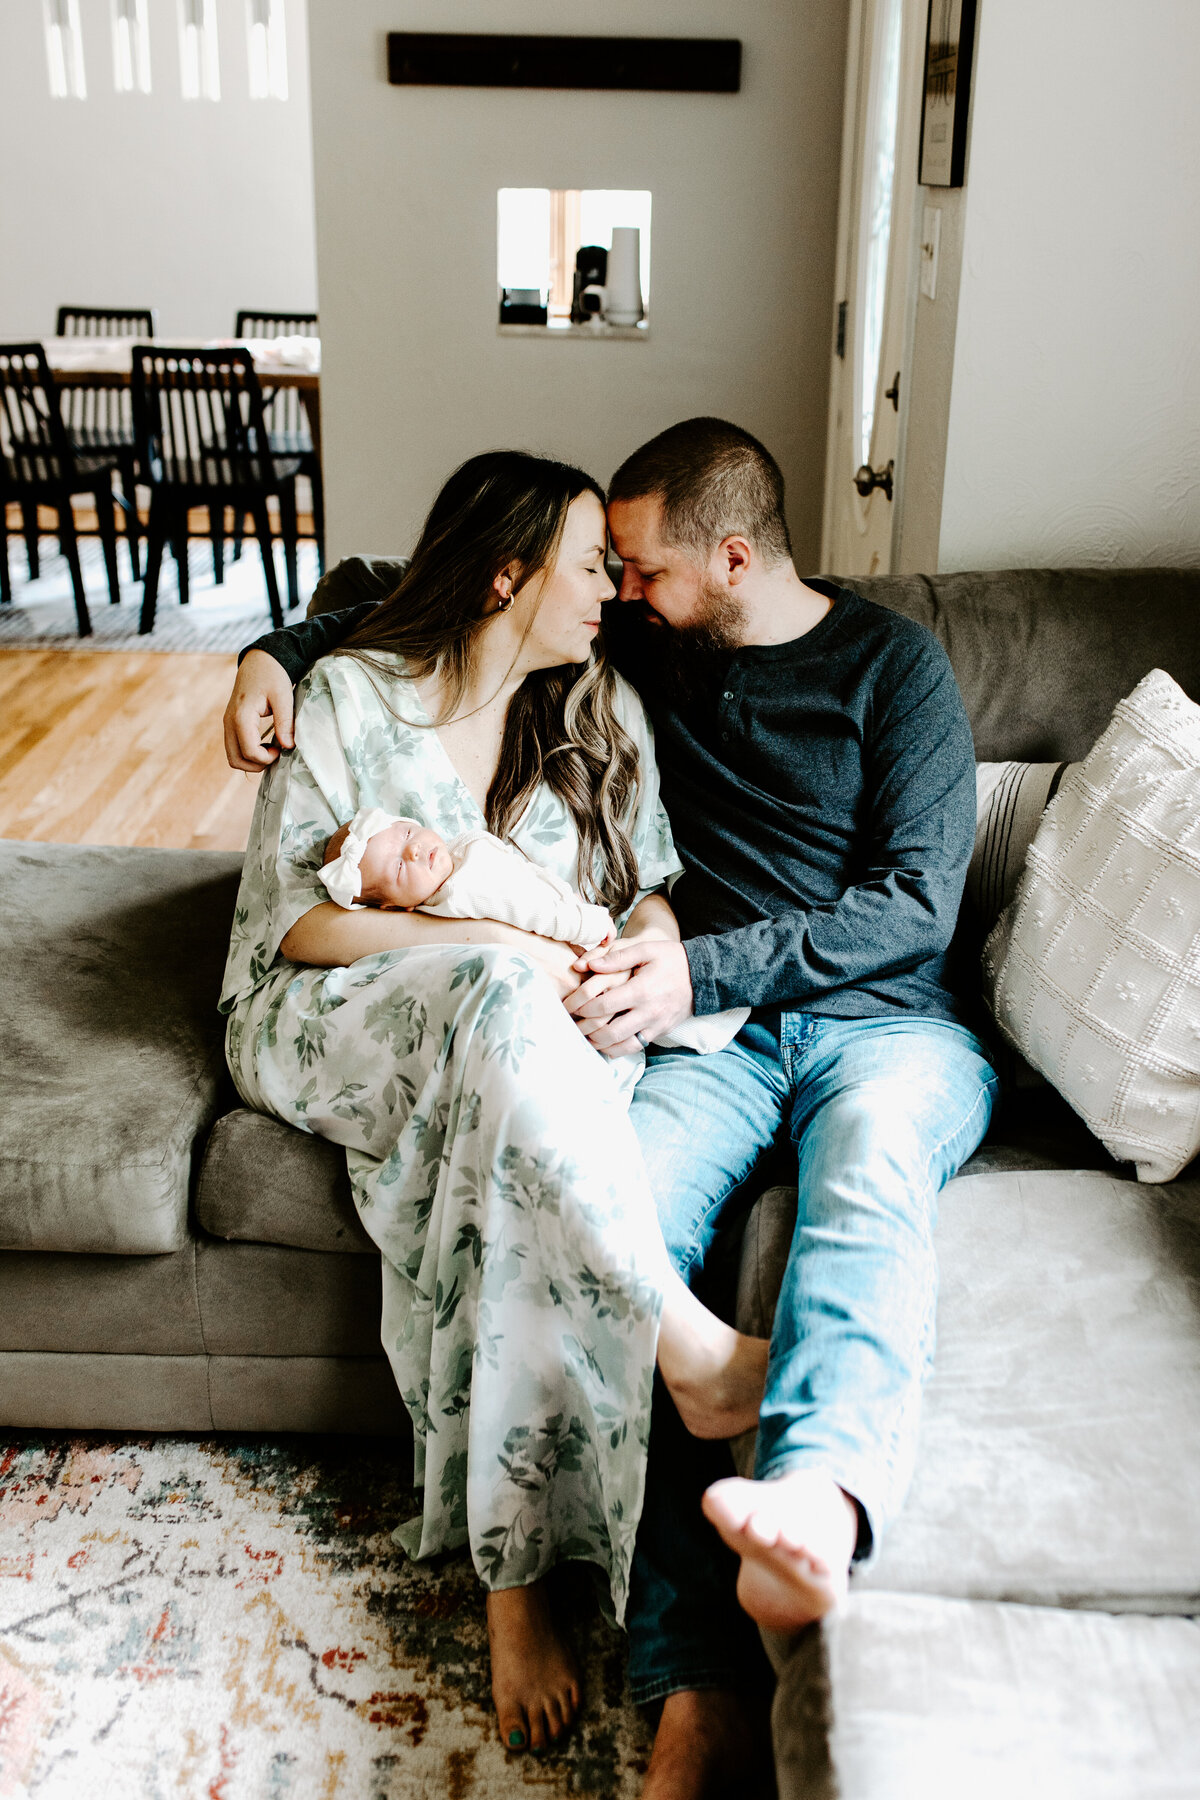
left=196, top=1107, right=375, bottom=1252
left=770, top=1594, right=1200, bottom=1800
left=737, top=1169, right=1200, bottom=1607
left=0, top=843, right=241, bottom=1255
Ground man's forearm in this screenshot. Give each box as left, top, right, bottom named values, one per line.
left=684, top=866, right=965, bottom=1016
left=240, top=603, right=376, bottom=682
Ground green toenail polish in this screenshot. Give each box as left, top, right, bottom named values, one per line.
left=508, top=1730, right=525, bottom=1748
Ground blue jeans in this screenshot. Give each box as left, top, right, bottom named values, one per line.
left=625, top=1011, right=997, bottom=1705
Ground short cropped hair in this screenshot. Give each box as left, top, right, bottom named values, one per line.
left=608, top=417, right=792, bottom=567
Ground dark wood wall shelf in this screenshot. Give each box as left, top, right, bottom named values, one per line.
left=386, top=33, right=742, bottom=95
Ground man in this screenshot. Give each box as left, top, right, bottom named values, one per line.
left=224, top=419, right=996, bottom=1798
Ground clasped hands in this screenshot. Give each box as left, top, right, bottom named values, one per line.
left=563, top=937, right=693, bottom=1060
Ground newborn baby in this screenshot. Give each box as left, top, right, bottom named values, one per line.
left=319, top=807, right=617, bottom=947
left=318, top=807, right=749, bottom=1055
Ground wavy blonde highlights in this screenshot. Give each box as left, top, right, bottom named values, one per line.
left=335, top=451, right=643, bottom=915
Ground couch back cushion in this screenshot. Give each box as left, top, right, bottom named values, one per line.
left=854, top=568, right=1200, bottom=762
left=0, top=843, right=242, bottom=1255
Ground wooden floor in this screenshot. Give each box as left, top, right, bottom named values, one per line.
left=0, top=648, right=259, bottom=851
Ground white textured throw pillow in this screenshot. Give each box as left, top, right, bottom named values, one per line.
left=984, top=669, right=1200, bottom=1182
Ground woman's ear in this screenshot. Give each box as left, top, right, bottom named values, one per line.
left=491, top=565, right=518, bottom=611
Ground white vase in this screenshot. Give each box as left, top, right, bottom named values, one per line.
left=604, top=227, right=643, bottom=326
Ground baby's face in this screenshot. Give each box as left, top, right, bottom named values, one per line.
left=359, top=820, right=454, bottom=909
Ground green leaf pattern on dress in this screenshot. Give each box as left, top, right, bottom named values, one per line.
left=220, top=654, right=682, bottom=1620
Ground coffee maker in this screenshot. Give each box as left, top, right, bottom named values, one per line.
left=570, top=245, right=608, bottom=323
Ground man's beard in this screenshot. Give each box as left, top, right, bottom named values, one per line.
left=651, top=576, right=747, bottom=711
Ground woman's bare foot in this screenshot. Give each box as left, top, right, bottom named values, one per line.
left=642, top=1687, right=775, bottom=1800
left=701, top=1469, right=859, bottom=1634
left=486, top=1582, right=581, bottom=1752
left=656, top=1276, right=770, bottom=1440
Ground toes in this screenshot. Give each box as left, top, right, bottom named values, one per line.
left=743, top=1509, right=785, bottom=1551
left=778, top=1529, right=829, bottom=1572
left=548, top=1692, right=572, bottom=1742
left=704, top=1476, right=757, bottom=1532
left=526, top=1707, right=550, bottom=1752
left=497, top=1705, right=529, bottom=1752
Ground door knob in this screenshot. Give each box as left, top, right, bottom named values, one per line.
left=853, top=459, right=894, bottom=502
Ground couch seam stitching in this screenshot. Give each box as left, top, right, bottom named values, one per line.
left=191, top=1237, right=211, bottom=1360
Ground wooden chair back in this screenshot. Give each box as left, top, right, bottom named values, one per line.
left=234, top=310, right=318, bottom=450
left=0, top=343, right=76, bottom=488
left=131, top=347, right=275, bottom=494
left=55, top=306, right=157, bottom=338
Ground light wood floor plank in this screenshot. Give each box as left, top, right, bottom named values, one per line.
left=0, top=649, right=259, bottom=852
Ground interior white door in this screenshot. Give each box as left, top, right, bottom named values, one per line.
left=821, top=0, right=926, bottom=578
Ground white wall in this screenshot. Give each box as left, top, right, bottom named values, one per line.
left=307, top=0, right=846, bottom=566
left=937, top=0, right=1200, bottom=572
left=894, top=187, right=967, bottom=575
left=0, top=0, right=317, bottom=340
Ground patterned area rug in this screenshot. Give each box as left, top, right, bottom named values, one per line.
left=0, top=535, right=318, bottom=653
left=0, top=1435, right=652, bottom=1798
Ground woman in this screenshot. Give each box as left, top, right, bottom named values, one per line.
left=220, top=452, right=767, bottom=1752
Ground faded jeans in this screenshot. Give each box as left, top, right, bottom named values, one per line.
left=624, top=1010, right=998, bottom=1705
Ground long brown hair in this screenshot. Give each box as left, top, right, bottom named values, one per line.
left=337, top=451, right=642, bottom=913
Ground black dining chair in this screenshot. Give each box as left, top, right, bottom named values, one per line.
left=57, top=307, right=157, bottom=338
left=131, top=345, right=303, bottom=634
left=0, top=343, right=123, bottom=635
left=235, top=309, right=323, bottom=573
left=55, top=306, right=158, bottom=582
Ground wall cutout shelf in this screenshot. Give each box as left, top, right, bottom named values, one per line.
left=498, top=321, right=649, bottom=340
left=387, top=34, right=741, bottom=94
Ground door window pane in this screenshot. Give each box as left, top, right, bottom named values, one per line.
left=857, top=0, right=903, bottom=468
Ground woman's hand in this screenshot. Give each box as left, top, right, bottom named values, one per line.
left=565, top=889, right=680, bottom=1054
left=497, top=928, right=588, bottom=1002
left=563, top=963, right=634, bottom=1039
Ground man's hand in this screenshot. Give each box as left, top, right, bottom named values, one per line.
left=566, top=937, right=694, bottom=1057
left=223, top=649, right=296, bottom=772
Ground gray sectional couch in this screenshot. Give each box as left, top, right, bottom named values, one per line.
left=3, top=565, right=1199, bottom=1794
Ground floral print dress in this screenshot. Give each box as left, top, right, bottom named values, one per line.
left=220, top=654, right=682, bottom=1620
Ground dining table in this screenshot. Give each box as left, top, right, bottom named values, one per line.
left=42, top=335, right=323, bottom=462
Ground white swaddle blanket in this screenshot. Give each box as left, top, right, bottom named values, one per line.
left=320, top=810, right=749, bottom=1055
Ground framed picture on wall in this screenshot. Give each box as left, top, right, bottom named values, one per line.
left=918, top=0, right=978, bottom=187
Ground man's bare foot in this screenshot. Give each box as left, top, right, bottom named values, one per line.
left=486, top=1582, right=581, bottom=1752
left=642, top=1687, right=774, bottom=1800
left=656, top=1278, right=770, bottom=1440
left=701, top=1469, right=859, bottom=1634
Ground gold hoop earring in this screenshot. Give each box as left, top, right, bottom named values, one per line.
left=496, top=595, right=514, bottom=612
